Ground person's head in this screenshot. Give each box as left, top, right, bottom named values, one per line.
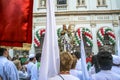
left=0, top=48, right=9, bottom=57
left=97, top=51, right=112, bottom=70
left=29, top=54, right=36, bottom=63
left=74, top=51, right=81, bottom=59
left=36, top=53, right=41, bottom=62
left=71, top=54, right=77, bottom=69
left=68, top=24, right=75, bottom=33
left=60, top=52, right=73, bottom=72
left=13, top=60, right=22, bottom=70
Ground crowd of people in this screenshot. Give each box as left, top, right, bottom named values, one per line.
left=0, top=47, right=120, bottom=80
left=0, top=48, right=41, bottom=80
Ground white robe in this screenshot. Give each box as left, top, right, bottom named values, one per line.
left=0, top=56, right=19, bottom=80
left=91, top=70, right=120, bottom=80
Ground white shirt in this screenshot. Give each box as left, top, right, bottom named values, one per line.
left=0, top=56, right=19, bottom=80
left=111, top=66, right=120, bottom=75
left=49, top=74, right=80, bottom=80
left=91, top=70, right=120, bottom=80
left=19, top=70, right=28, bottom=80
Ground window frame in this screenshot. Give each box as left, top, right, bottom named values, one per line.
left=97, top=0, right=107, bottom=7
left=38, top=0, right=46, bottom=9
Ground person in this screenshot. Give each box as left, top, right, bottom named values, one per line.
left=13, top=59, right=28, bottom=80
left=31, top=53, right=41, bottom=80
left=49, top=51, right=80, bottom=80
left=25, top=53, right=36, bottom=80
left=0, top=48, right=19, bottom=80
left=91, top=51, right=120, bottom=80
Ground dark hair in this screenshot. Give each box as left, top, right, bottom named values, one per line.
left=97, top=51, right=112, bottom=70
left=92, top=55, right=100, bottom=73
left=0, top=48, right=7, bottom=56
left=74, top=51, right=81, bottom=59
left=29, top=58, right=34, bottom=61
left=36, top=53, right=41, bottom=61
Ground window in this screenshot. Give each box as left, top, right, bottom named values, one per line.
left=56, top=0, right=67, bottom=10
left=97, top=0, right=107, bottom=6
left=77, top=0, right=85, bottom=6
left=38, top=0, right=46, bottom=8
left=57, top=0, right=67, bottom=5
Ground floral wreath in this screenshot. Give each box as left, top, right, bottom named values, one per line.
left=34, top=28, right=45, bottom=47
left=75, top=27, right=93, bottom=47
left=97, top=27, right=116, bottom=46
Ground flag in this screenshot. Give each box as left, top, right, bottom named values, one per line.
left=117, top=38, right=120, bottom=56
left=80, top=35, right=90, bottom=80
left=0, top=0, right=33, bottom=47
left=39, top=0, right=60, bottom=80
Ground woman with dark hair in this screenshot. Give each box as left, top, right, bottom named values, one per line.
left=91, top=51, right=120, bottom=80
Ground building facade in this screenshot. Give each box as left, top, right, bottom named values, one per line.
left=32, top=0, right=120, bottom=54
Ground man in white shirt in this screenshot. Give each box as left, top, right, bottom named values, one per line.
left=0, top=48, right=19, bottom=80
left=26, top=53, right=36, bottom=80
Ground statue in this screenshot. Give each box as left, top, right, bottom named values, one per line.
left=61, top=24, right=68, bottom=35
left=59, top=24, right=76, bottom=53
left=59, top=24, right=70, bottom=52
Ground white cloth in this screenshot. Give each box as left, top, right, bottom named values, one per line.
left=48, top=74, right=80, bottom=80
left=0, top=56, right=19, bottom=80
left=39, top=0, right=60, bottom=80
left=70, top=69, right=82, bottom=80
left=91, top=70, right=120, bottom=80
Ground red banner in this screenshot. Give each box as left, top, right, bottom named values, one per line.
left=0, top=0, right=33, bottom=47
